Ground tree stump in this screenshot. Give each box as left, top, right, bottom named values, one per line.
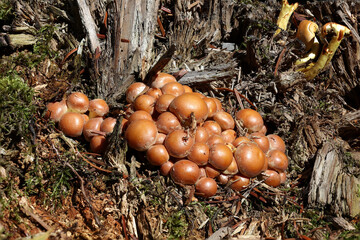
left=94, top=0, right=160, bottom=103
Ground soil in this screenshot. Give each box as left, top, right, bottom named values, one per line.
left=0, top=0, right=359, bottom=239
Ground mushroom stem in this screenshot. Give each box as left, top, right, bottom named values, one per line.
left=295, top=38, right=320, bottom=66
left=295, top=20, right=320, bottom=66
left=299, top=22, right=351, bottom=80
left=274, top=0, right=299, bottom=36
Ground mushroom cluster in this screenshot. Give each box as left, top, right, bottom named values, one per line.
left=45, top=92, right=114, bottom=153
left=124, top=73, right=289, bottom=198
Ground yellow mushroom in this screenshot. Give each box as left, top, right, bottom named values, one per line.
left=274, top=0, right=299, bottom=36
left=300, top=22, right=351, bottom=80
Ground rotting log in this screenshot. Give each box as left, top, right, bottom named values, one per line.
left=308, top=141, right=360, bottom=217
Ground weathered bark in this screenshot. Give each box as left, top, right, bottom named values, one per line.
left=95, top=0, right=160, bottom=103
left=178, top=61, right=236, bottom=86
left=168, top=0, right=235, bottom=68
left=3, top=33, right=36, bottom=47
left=308, top=141, right=360, bottom=217
left=76, top=0, right=101, bottom=53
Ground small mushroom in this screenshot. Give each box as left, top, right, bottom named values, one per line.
left=295, top=20, right=320, bottom=65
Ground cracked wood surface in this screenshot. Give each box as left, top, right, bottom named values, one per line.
left=308, top=141, right=360, bottom=217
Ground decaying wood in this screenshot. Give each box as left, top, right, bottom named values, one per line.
left=104, top=116, right=128, bottom=176
left=2, top=33, right=36, bottom=47
left=332, top=217, right=356, bottom=231
left=178, top=62, right=236, bottom=86
left=76, top=0, right=101, bottom=53
left=308, top=141, right=360, bottom=217
left=95, top=0, right=160, bottom=103
left=169, top=0, right=234, bottom=66
left=338, top=110, right=360, bottom=149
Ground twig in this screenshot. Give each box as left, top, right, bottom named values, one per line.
left=234, top=89, right=245, bottom=110
left=188, top=1, right=201, bottom=10
left=64, top=161, right=102, bottom=226
left=173, top=68, right=188, bottom=80
left=274, top=46, right=287, bottom=76
left=144, top=45, right=176, bottom=84
left=76, top=0, right=101, bottom=53
left=157, top=17, right=165, bottom=37
left=19, top=197, right=51, bottom=231
left=61, top=47, right=78, bottom=66
left=104, top=11, right=108, bottom=29
left=122, top=215, right=129, bottom=240
left=216, top=87, right=257, bottom=110
left=76, top=151, right=112, bottom=173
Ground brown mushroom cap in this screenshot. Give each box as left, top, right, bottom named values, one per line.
left=128, top=110, right=153, bottom=123
left=213, top=111, right=235, bottom=130
left=67, top=92, right=89, bottom=113
left=133, top=94, right=156, bottom=115
left=151, top=72, right=177, bottom=89
left=188, top=142, right=210, bottom=166
left=161, top=82, right=185, bottom=97
left=146, top=144, right=169, bottom=166
left=156, top=112, right=181, bottom=134
left=164, top=129, right=194, bottom=158
left=90, top=135, right=107, bottom=153
left=267, top=149, right=288, bottom=172
left=155, top=94, right=176, bottom=113
left=235, top=109, right=264, bottom=133
left=230, top=174, right=250, bottom=191
left=83, top=117, right=103, bottom=141
left=249, top=132, right=270, bottom=153
left=208, top=143, right=233, bottom=171
left=234, top=142, right=266, bottom=178
left=45, top=100, right=68, bottom=122
left=203, top=98, right=217, bottom=118
left=267, top=134, right=286, bottom=152
left=160, top=160, right=174, bottom=176
left=59, top=112, right=85, bottom=137
left=195, top=177, right=218, bottom=198
left=296, top=20, right=319, bottom=51
left=89, top=99, right=109, bottom=118
left=169, top=93, right=209, bottom=124
left=126, top=82, right=147, bottom=103
left=125, top=119, right=158, bottom=151
left=195, top=127, right=210, bottom=143
left=170, top=160, right=200, bottom=185
left=203, top=120, right=222, bottom=136
left=100, top=117, right=117, bottom=134
left=262, top=169, right=281, bottom=187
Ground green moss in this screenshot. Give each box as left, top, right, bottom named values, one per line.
left=0, top=0, right=13, bottom=23
left=166, top=209, right=189, bottom=240
left=33, top=25, right=58, bottom=61
left=0, top=74, right=35, bottom=144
